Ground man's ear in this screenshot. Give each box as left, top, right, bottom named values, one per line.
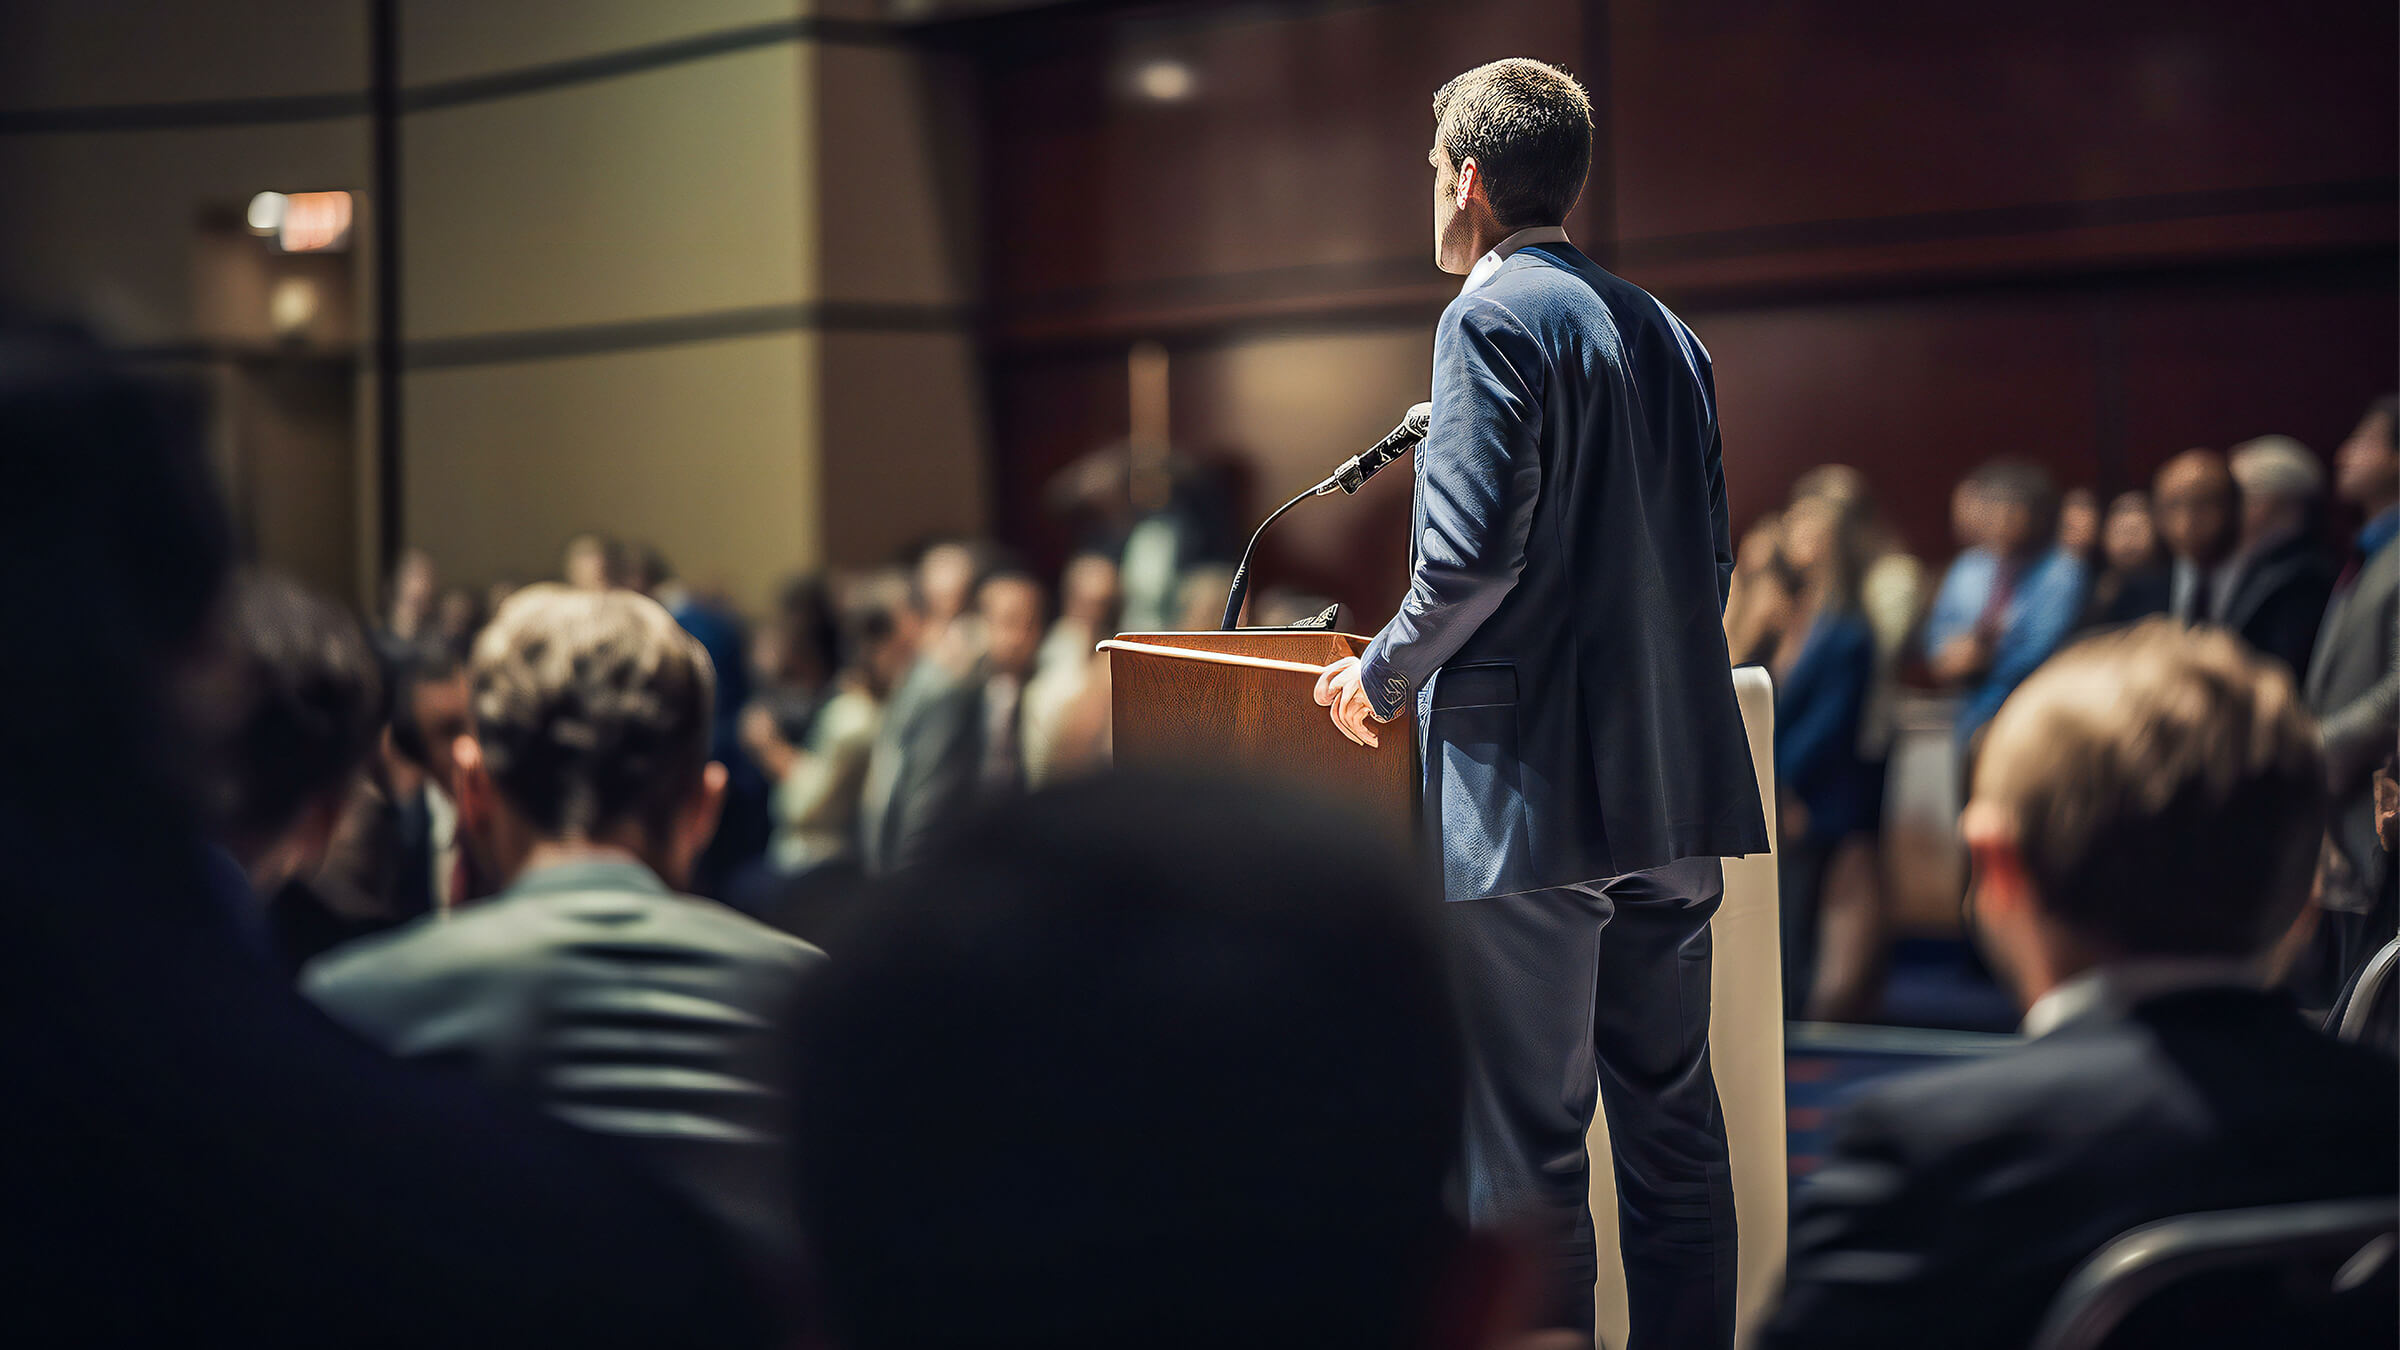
left=1960, top=799, right=2030, bottom=919
left=451, top=735, right=491, bottom=830
left=1454, top=155, right=1480, bottom=209
left=672, top=762, right=729, bottom=883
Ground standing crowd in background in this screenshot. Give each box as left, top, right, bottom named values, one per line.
left=1729, top=394, right=2400, bottom=1028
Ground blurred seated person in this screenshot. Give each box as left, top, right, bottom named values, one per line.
left=2078, top=489, right=2170, bottom=630
left=309, top=584, right=825, bottom=1278
left=206, top=572, right=393, bottom=969
left=1787, top=466, right=1923, bottom=1021
left=745, top=577, right=917, bottom=878
left=1174, top=560, right=1238, bottom=631
left=1024, top=551, right=1121, bottom=787
left=0, top=320, right=771, bottom=1346
left=2224, top=435, right=2337, bottom=680
left=1772, top=495, right=1883, bottom=1018
left=1762, top=621, right=2397, bottom=1350
left=2155, top=447, right=2242, bottom=627
left=379, top=545, right=437, bottom=650
left=790, top=774, right=1539, bottom=1350
left=310, top=640, right=484, bottom=928
left=1921, top=460, right=2087, bottom=744
left=859, top=563, right=1047, bottom=873
left=2056, top=486, right=2100, bottom=568
left=1722, top=510, right=1791, bottom=667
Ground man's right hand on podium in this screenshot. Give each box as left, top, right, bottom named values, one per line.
left=1313, top=656, right=1383, bottom=749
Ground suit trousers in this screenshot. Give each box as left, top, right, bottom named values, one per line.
left=1447, top=856, right=1737, bottom=1349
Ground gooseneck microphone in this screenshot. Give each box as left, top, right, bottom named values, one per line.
left=1219, top=402, right=1434, bottom=631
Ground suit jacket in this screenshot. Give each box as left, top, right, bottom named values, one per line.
left=306, top=857, right=825, bottom=1272
left=1357, top=240, right=1767, bottom=898
left=2305, top=532, right=2400, bottom=915
left=1762, top=987, right=2398, bottom=1350
left=2224, top=531, right=2338, bottom=680
left=859, top=649, right=990, bottom=874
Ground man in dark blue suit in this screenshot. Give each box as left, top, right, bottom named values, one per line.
left=1317, top=58, right=1769, bottom=1349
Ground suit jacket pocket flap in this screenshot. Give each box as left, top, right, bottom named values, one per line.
left=1432, top=663, right=1517, bottom=711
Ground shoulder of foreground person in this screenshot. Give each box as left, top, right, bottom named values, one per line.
left=1767, top=1000, right=2398, bottom=1350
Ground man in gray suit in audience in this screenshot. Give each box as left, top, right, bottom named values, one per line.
left=859, top=564, right=1047, bottom=873
left=308, top=584, right=824, bottom=1278
left=2294, top=393, right=2400, bottom=1007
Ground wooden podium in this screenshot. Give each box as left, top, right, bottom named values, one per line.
left=1098, top=630, right=1416, bottom=832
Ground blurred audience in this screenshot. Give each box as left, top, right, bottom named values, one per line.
left=2290, top=394, right=2400, bottom=1010
left=788, top=773, right=1535, bottom=1350
left=736, top=573, right=921, bottom=940
left=859, top=559, right=1047, bottom=872
left=1922, top=460, right=2087, bottom=745
left=2077, top=488, right=2170, bottom=629
left=1765, top=621, right=2397, bottom=1350
left=0, top=321, right=771, bottom=1346
left=307, top=583, right=825, bottom=1280
left=2222, top=434, right=2337, bottom=678
left=1023, top=549, right=1121, bottom=786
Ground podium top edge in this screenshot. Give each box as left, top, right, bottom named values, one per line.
left=1095, top=638, right=1329, bottom=677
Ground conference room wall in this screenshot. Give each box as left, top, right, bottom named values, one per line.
left=2, top=2, right=991, bottom=615
left=967, top=0, right=2397, bottom=617
left=404, top=334, right=817, bottom=607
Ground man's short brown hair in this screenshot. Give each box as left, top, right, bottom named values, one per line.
left=469, top=583, right=713, bottom=840
left=1973, top=620, right=2328, bottom=957
left=1433, top=58, right=1593, bottom=230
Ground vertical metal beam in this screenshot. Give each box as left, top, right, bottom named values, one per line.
left=369, top=0, right=404, bottom=581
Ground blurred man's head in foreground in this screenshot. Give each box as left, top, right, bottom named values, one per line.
left=216, top=572, right=383, bottom=895
left=790, top=773, right=1512, bottom=1350
left=0, top=321, right=230, bottom=813
left=455, top=583, right=723, bottom=891
left=2153, top=448, right=2240, bottom=567
left=1962, top=621, right=2326, bottom=1007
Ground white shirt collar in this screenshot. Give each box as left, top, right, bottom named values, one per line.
left=1461, top=225, right=1571, bottom=295
left=2020, top=956, right=2262, bottom=1039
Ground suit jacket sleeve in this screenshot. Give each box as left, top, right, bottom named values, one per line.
left=1358, top=296, right=1547, bottom=720
left=2323, top=657, right=2400, bottom=792
left=1760, top=1091, right=1952, bottom=1350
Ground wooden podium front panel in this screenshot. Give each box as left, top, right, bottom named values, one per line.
left=1102, top=632, right=1414, bottom=835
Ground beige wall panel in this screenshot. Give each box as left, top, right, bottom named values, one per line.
left=400, top=0, right=801, bottom=87
left=0, top=1, right=364, bottom=111
left=814, top=44, right=977, bottom=305
left=403, top=48, right=806, bottom=339
left=818, top=329, right=989, bottom=567
left=405, top=333, right=818, bottom=614
left=0, top=120, right=368, bottom=343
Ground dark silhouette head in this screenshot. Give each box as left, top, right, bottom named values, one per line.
left=0, top=320, right=230, bottom=819
left=790, top=773, right=1466, bottom=1349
